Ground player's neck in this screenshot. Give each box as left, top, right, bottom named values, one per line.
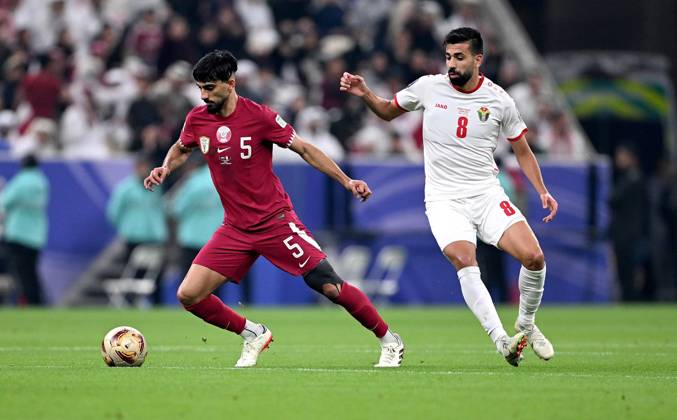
left=218, top=92, right=239, bottom=118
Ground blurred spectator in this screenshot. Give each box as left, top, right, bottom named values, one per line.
left=507, top=71, right=553, bottom=128
left=1, top=52, right=28, bottom=110
left=215, top=4, right=247, bottom=60
left=151, top=61, right=196, bottom=135
left=106, top=156, right=167, bottom=304
left=0, top=154, right=49, bottom=305
left=124, top=8, right=164, bottom=65
left=275, top=106, right=344, bottom=162
left=13, top=0, right=67, bottom=52
left=320, top=57, right=348, bottom=110
left=126, top=72, right=162, bottom=154
left=436, top=0, right=482, bottom=40
left=313, top=0, right=345, bottom=37
left=538, top=110, right=586, bottom=159
left=60, top=87, right=110, bottom=159
left=168, top=160, right=222, bottom=279
left=89, top=23, right=119, bottom=65
left=12, top=118, right=59, bottom=158
left=659, top=164, right=677, bottom=300
left=234, top=0, right=279, bottom=58
left=608, top=143, right=650, bottom=301
left=0, top=110, right=17, bottom=156
left=156, top=15, right=197, bottom=74
left=20, top=53, right=63, bottom=124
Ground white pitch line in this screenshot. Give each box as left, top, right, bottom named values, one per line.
left=1, top=345, right=675, bottom=358
left=2, top=364, right=676, bottom=381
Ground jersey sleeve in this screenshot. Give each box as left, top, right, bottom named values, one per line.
left=394, top=76, right=428, bottom=112
left=178, top=109, right=198, bottom=149
left=501, top=97, right=528, bottom=142
left=262, top=106, right=296, bottom=148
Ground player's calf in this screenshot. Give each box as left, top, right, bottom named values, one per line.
left=303, top=259, right=404, bottom=367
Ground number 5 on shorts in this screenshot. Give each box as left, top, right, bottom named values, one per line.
left=283, top=236, right=304, bottom=258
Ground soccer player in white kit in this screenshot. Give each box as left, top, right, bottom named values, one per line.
left=340, top=27, right=558, bottom=367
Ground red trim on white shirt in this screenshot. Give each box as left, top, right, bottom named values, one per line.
left=451, top=74, right=485, bottom=94
left=393, top=95, right=408, bottom=112
left=507, top=128, right=528, bottom=142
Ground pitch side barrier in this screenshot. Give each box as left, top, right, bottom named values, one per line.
left=0, top=158, right=610, bottom=305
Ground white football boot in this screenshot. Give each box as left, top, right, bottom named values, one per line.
left=515, top=321, right=555, bottom=361
left=497, top=331, right=528, bottom=367
left=235, top=325, right=273, bottom=368
left=374, top=333, right=405, bottom=368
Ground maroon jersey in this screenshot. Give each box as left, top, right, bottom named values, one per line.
left=179, top=97, right=296, bottom=230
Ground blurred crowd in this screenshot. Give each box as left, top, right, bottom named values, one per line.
left=0, top=0, right=585, bottom=164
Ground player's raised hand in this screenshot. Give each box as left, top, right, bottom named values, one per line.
left=339, top=72, right=368, bottom=97
left=540, top=192, right=558, bottom=223
left=144, top=166, right=170, bottom=191
left=347, top=179, right=372, bottom=202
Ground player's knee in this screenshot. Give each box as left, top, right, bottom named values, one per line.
left=176, top=286, right=200, bottom=307
left=522, top=249, right=545, bottom=271
left=446, top=253, right=477, bottom=270
left=321, top=283, right=342, bottom=301
left=303, top=259, right=344, bottom=301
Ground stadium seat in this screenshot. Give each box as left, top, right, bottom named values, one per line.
left=102, top=245, right=164, bottom=308
left=339, top=245, right=406, bottom=303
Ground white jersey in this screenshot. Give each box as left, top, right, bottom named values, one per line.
left=395, top=74, right=527, bottom=202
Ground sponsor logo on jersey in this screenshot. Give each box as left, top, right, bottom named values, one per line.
left=275, top=114, right=288, bottom=128
left=435, top=103, right=448, bottom=109
left=298, top=256, right=311, bottom=268
left=199, top=136, right=210, bottom=154
left=219, top=156, right=231, bottom=165
left=217, top=146, right=230, bottom=153
left=477, top=106, right=490, bottom=122
left=216, top=126, right=231, bottom=143
left=458, top=107, right=470, bottom=116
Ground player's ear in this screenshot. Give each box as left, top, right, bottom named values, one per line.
left=475, top=53, right=483, bottom=68
left=227, top=78, right=236, bottom=89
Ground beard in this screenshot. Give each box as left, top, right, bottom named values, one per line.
left=204, top=98, right=225, bottom=114
left=448, top=69, right=472, bottom=87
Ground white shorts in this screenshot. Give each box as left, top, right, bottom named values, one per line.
left=425, top=185, right=526, bottom=250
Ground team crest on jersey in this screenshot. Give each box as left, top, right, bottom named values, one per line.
left=199, top=136, right=210, bottom=154
left=216, top=126, right=231, bottom=143
left=477, top=106, right=490, bottom=122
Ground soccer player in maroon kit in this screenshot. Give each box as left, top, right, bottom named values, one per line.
left=144, top=50, right=404, bottom=368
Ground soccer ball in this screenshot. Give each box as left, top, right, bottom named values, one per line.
left=101, top=326, right=148, bottom=367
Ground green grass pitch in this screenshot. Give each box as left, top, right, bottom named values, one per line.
left=2, top=305, right=676, bottom=419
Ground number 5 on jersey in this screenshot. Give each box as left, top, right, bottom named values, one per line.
left=240, top=136, right=252, bottom=159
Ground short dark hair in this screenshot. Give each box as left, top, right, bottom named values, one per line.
left=192, top=50, right=238, bottom=83
left=20, top=154, right=38, bottom=168
left=444, top=27, right=483, bottom=55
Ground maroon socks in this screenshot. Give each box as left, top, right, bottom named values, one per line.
left=184, top=294, right=246, bottom=334
left=335, top=282, right=389, bottom=338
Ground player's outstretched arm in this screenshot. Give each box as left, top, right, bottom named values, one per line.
left=289, top=134, right=372, bottom=202
left=143, top=140, right=193, bottom=191
left=510, top=135, right=558, bottom=223
left=339, top=72, right=406, bottom=122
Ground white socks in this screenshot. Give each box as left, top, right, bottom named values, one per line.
left=240, top=320, right=265, bottom=340
left=457, top=266, right=507, bottom=344
left=517, top=264, right=546, bottom=328
left=379, top=330, right=399, bottom=346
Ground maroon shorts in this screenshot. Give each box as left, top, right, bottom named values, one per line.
left=193, top=210, right=327, bottom=282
